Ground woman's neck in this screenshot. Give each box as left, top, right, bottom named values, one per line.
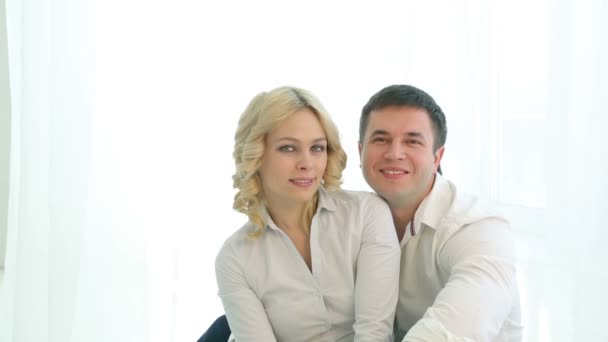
left=265, top=200, right=308, bottom=233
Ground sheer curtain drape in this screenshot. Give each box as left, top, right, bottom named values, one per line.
left=1, top=1, right=606, bottom=341
left=0, top=0, right=102, bottom=341
left=0, top=0, right=150, bottom=340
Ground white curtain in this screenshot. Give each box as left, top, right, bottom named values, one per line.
left=1, top=0, right=101, bottom=340
left=1, top=0, right=606, bottom=341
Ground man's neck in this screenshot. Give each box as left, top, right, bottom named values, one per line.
left=390, top=203, right=419, bottom=242
left=389, top=175, right=437, bottom=241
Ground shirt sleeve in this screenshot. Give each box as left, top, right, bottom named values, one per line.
left=402, top=218, right=519, bottom=342
left=215, top=241, right=278, bottom=342
left=354, top=195, right=401, bottom=342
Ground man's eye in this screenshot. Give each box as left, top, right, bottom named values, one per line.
left=407, top=140, right=421, bottom=145
left=311, top=145, right=326, bottom=152
left=279, top=145, right=296, bottom=152
left=372, top=137, right=388, bottom=143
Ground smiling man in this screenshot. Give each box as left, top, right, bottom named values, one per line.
left=358, top=85, right=523, bottom=341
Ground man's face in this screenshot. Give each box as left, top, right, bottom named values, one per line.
left=358, top=105, right=444, bottom=208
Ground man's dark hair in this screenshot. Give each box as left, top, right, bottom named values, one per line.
left=359, top=85, right=447, bottom=173
left=359, top=85, right=447, bottom=149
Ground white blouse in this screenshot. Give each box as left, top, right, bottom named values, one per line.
left=216, top=189, right=401, bottom=342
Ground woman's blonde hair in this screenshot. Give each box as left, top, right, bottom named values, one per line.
left=232, top=86, right=347, bottom=237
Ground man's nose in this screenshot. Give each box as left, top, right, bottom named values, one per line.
left=383, top=142, right=405, bottom=160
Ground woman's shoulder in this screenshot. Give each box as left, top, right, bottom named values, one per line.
left=217, top=221, right=260, bottom=259
left=324, top=188, right=388, bottom=210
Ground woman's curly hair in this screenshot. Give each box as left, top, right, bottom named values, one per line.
left=232, top=86, right=347, bottom=237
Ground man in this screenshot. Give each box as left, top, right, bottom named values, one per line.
left=358, top=84, right=522, bottom=341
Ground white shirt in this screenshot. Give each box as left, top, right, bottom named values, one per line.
left=395, top=175, right=523, bottom=342
left=216, top=189, right=401, bottom=342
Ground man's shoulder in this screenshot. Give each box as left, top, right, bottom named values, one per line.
left=433, top=176, right=507, bottom=226
left=428, top=177, right=511, bottom=242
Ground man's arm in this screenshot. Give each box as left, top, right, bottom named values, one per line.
left=403, top=218, right=519, bottom=341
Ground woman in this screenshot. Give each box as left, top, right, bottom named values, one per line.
left=215, top=86, right=400, bottom=341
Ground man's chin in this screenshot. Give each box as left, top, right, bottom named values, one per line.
left=376, top=188, right=412, bottom=204
left=373, top=188, right=398, bottom=201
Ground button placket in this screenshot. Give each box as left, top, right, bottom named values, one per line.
left=310, top=214, right=332, bottom=329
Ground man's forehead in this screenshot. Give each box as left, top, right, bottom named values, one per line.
left=367, top=107, right=432, bottom=128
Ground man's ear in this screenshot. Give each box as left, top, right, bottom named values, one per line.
left=358, top=142, right=363, bottom=157
left=434, top=146, right=445, bottom=171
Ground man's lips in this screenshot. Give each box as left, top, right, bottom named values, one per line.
left=379, top=167, right=409, bottom=175
left=378, top=167, right=410, bottom=180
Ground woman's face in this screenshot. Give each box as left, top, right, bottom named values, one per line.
left=259, top=108, right=328, bottom=209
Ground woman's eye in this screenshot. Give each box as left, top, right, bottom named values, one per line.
left=279, top=145, right=296, bottom=152
left=311, top=145, right=326, bottom=152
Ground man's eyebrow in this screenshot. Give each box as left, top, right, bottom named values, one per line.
left=405, top=132, right=425, bottom=139
left=369, top=130, right=425, bottom=137
left=369, top=130, right=390, bottom=136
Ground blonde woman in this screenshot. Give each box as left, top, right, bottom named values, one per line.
left=214, top=86, right=400, bottom=342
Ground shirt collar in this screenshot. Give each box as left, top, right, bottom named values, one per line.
left=317, top=186, right=337, bottom=212
left=414, top=173, right=453, bottom=231
left=263, top=186, right=336, bottom=231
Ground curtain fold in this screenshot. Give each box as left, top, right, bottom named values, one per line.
left=3, top=0, right=154, bottom=340
left=3, top=0, right=52, bottom=340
